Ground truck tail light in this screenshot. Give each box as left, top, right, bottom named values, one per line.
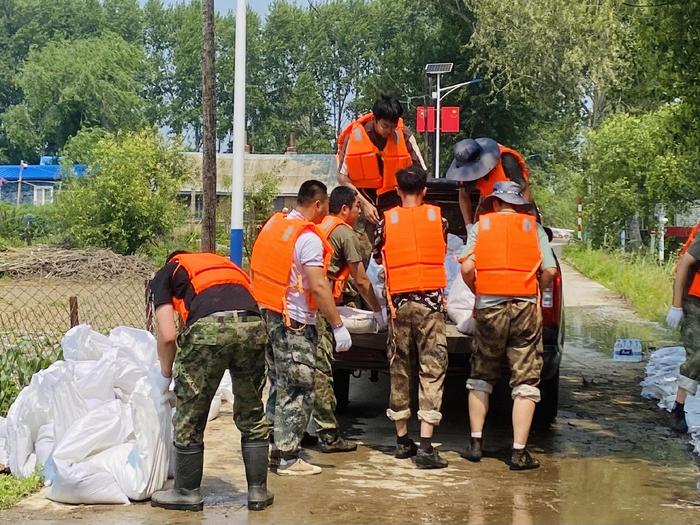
left=542, top=272, right=561, bottom=327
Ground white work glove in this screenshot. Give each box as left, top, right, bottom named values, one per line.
left=456, top=316, right=476, bottom=335
left=333, top=325, right=353, bottom=352
left=373, top=309, right=388, bottom=332
left=465, top=223, right=474, bottom=236
left=666, top=306, right=684, bottom=329
left=156, top=371, right=172, bottom=395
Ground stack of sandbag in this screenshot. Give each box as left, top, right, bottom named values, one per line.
left=5, top=325, right=172, bottom=504
left=684, top=393, right=700, bottom=454
left=640, top=346, right=685, bottom=410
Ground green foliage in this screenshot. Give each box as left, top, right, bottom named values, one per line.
left=0, top=469, right=43, bottom=509
left=582, top=105, right=699, bottom=247
left=3, top=33, right=147, bottom=158
left=0, top=204, right=56, bottom=243
left=0, top=336, right=62, bottom=416
left=564, top=243, right=674, bottom=322
left=55, top=129, right=187, bottom=254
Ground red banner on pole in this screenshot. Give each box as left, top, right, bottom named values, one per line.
left=416, top=106, right=435, bottom=132
left=441, top=106, right=460, bottom=133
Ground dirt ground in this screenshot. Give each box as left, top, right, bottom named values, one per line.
left=2, top=262, right=700, bottom=524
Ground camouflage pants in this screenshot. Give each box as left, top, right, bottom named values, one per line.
left=173, top=314, right=268, bottom=447
left=679, top=296, right=700, bottom=394
left=313, top=313, right=339, bottom=434
left=467, top=300, right=543, bottom=402
left=387, top=301, right=448, bottom=426
left=263, top=310, right=318, bottom=456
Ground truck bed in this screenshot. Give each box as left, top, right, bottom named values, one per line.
left=349, top=324, right=470, bottom=353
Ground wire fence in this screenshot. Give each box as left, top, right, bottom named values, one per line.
left=0, top=272, right=153, bottom=415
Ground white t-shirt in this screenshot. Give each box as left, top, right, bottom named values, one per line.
left=286, top=210, right=324, bottom=325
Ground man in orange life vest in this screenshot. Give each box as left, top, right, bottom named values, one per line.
left=666, top=222, right=700, bottom=433
left=311, top=186, right=387, bottom=452
left=459, top=181, right=557, bottom=470
left=250, top=180, right=352, bottom=476
left=149, top=251, right=273, bottom=512
left=446, top=137, right=532, bottom=228
left=373, top=165, right=450, bottom=469
left=337, top=95, right=428, bottom=228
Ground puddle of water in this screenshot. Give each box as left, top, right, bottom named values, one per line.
left=565, top=306, right=679, bottom=357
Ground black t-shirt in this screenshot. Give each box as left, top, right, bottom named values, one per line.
left=150, top=261, right=260, bottom=327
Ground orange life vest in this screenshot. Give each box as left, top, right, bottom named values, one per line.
left=169, top=252, right=252, bottom=324
left=337, top=113, right=413, bottom=196
left=475, top=145, right=530, bottom=197
left=250, top=212, right=332, bottom=320
left=678, top=222, right=700, bottom=298
left=318, top=215, right=352, bottom=302
left=382, top=204, right=447, bottom=297
left=474, top=212, right=542, bottom=296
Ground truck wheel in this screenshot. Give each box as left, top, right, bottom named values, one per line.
left=333, top=369, right=351, bottom=412
left=534, top=372, right=559, bottom=430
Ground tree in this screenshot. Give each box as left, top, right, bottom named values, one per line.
left=56, top=129, right=187, bottom=255
left=3, top=33, right=146, bottom=159
left=201, top=0, right=217, bottom=252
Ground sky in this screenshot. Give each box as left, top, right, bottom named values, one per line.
left=143, top=0, right=291, bottom=18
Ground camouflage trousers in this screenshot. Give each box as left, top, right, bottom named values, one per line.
left=387, top=301, right=448, bottom=426
left=263, top=310, right=318, bottom=456
left=679, top=296, right=700, bottom=394
left=467, top=300, right=543, bottom=403
left=313, top=313, right=339, bottom=434
left=173, top=313, right=269, bottom=447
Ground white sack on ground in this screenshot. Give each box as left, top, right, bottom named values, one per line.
left=640, top=346, right=685, bottom=410
left=0, top=416, right=7, bottom=467
left=6, top=325, right=176, bottom=504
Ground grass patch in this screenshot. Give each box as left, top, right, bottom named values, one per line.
left=0, top=471, right=43, bottom=509
left=564, top=243, right=674, bottom=322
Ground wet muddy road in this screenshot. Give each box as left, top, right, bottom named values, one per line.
left=4, top=262, right=700, bottom=524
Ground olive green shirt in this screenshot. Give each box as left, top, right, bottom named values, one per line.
left=327, top=222, right=364, bottom=281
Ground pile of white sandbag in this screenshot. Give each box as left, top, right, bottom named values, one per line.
left=640, top=346, right=685, bottom=410
left=4, top=325, right=172, bottom=504
left=640, top=345, right=700, bottom=454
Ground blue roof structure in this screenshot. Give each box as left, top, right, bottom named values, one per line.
left=0, top=164, right=86, bottom=182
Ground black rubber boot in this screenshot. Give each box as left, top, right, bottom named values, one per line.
left=415, top=448, right=448, bottom=469
left=151, top=444, right=204, bottom=511
left=241, top=439, right=274, bottom=511
left=461, top=437, right=483, bottom=462
left=395, top=437, right=418, bottom=459
left=671, top=402, right=688, bottom=433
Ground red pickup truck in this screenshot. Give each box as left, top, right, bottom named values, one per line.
left=331, top=178, right=564, bottom=429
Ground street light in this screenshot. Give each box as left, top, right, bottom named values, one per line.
left=424, top=63, right=481, bottom=178
left=230, top=0, right=246, bottom=266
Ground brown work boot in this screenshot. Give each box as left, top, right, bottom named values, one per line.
left=318, top=431, right=358, bottom=453
left=415, top=448, right=448, bottom=469
left=395, top=437, right=418, bottom=459
left=461, top=437, right=483, bottom=462
left=509, top=447, right=540, bottom=471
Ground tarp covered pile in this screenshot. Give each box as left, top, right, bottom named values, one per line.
left=640, top=345, right=700, bottom=454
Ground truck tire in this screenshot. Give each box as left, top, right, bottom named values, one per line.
left=333, top=369, right=351, bottom=412
left=534, top=372, right=559, bottom=430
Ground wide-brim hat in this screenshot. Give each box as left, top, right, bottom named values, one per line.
left=478, top=181, right=531, bottom=215
left=445, top=138, right=500, bottom=182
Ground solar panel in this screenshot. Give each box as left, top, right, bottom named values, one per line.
left=424, top=63, right=454, bottom=75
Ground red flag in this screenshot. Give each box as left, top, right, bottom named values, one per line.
left=416, top=106, right=435, bottom=132
left=441, top=106, right=460, bottom=133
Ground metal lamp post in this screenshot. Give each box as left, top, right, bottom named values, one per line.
left=230, top=0, right=246, bottom=265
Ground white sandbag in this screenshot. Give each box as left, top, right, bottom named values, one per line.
left=640, top=346, right=685, bottom=410
left=0, top=417, right=7, bottom=467
left=34, top=424, right=55, bottom=467
left=7, top=361, right=75, bottom=478
left=46, top=400, right=133, bottom=504
left=219, top=370, right=234, bottom=405
left=109, top=327, right=158, bottom=369
left=338, top=306, right=377, bottom=334
left=366, top=258, right=387, bottom=309
left=207, top=395, right=223, bottom=422
left=444, top=233, right=464, bottom=295
left=61, top=325, right=113, bottom=362
left=446, top=275, right=475, bottom=334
